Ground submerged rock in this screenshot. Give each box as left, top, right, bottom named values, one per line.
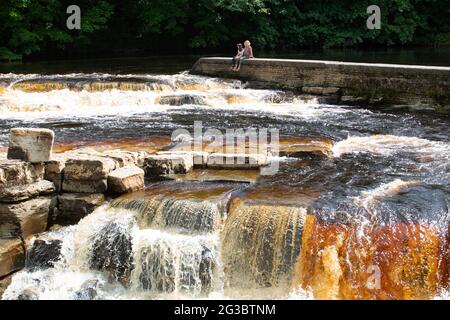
left=25, top=239, right=62, bottom=271
left=156, top=94, right=206, bottom=106
left=7, top=128, right=54, bottom=163
left=89, top=222, right=133, bottom=286
left=17, top=288, right=38, bottom=300
left=74, top=279, right=101, bottom=300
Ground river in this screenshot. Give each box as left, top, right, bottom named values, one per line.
left=0, top=52, right=449, bottom=300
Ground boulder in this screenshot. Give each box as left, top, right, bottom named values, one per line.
left=64, top=156, right=116, bottom=181
left=0, top=197, right=51, bottom=239
left=207, top=153, right=267, bottom=169
left=89, top=222, right=133, bottom=286
left=0, top=239, right=25, bottom=277
left=0, top=180, right=55, bottom=202
left=74, top=279, right=101, bottom=300
left=143, top=154, right=193, bottom=177
left=156, top=94, right=206, bottom=106
left=17, top=288, right=38, bottom=300
left=25, top=238, right=62, bottom=271
left=55, top=193, right=105, bottom=225
left=0, top=159, right=44, bottom=189
left=62, top=179, right=108, bottom=194
left=107, top=166, right=145, bottom=194
left=7, top=128, right=54, bottom=163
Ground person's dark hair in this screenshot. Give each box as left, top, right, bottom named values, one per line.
left=237, top=43, right=243, bottom=50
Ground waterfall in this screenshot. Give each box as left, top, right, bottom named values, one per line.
left=130, top=230, right=220, bottom=296
left=293, top=181, right=449, bottom=300
left=221, top=198, right=306, bottom=295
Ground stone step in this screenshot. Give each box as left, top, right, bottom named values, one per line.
left=107, top=166, right=145, bottom=194
left=0, top=159, right=44, bottom=189
left=54, top=193, right=105, bottom=225
left=64, top=156, right=117, bottom=181
left=0, top=180, right=55, bottom=203
left=0, top=196, right=52, bottom=239
left=207, top=153, right=267, bottom=169
left=143, top=154, right=194, bottom=177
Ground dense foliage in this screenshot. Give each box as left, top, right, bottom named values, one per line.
left=0, top=0, right=449, bottom=59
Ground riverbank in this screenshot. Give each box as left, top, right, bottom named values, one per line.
left=191, top=57, right=450, bottom=113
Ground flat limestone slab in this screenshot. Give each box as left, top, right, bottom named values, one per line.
left=0, top=196, right=52, bottom=239
left=144, top=154, right=194, bottom=177
left=207, top=153, right=267, bottom=169
left=0, top=159, right=45, bottom=189
left=7, top=128, right=54, bottom=163
left=107, top=166, right=145, bottom=194
left=64, top=156, right=117, bottom=181
left=157, top=150, right=209, bottom=167
left=0, top=180, right=55, bottom=202
left=0, top=239, right=25, bottom=277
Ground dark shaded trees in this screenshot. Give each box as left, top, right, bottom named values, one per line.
left=0, top=0, right=448, bottom=60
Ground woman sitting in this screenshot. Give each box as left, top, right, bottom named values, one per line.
left=234, top=40, right=254, bottom=72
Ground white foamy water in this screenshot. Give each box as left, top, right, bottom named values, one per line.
left=332, top=134, right=450, bottom=158
left=0, top=72, right=326, bottom=120
left=2, top=205, right=225, bottom=300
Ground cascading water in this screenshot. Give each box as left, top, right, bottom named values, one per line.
left=1, top=71, right=449, bottom=299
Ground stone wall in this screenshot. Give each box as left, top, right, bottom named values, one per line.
left=190, top=57, right=450, bottom=113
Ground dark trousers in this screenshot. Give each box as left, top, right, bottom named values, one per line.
left=231, top=56, right=247, bottom=68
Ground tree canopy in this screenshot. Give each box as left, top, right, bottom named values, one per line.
left=0, top=0, right=449, bottom=60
